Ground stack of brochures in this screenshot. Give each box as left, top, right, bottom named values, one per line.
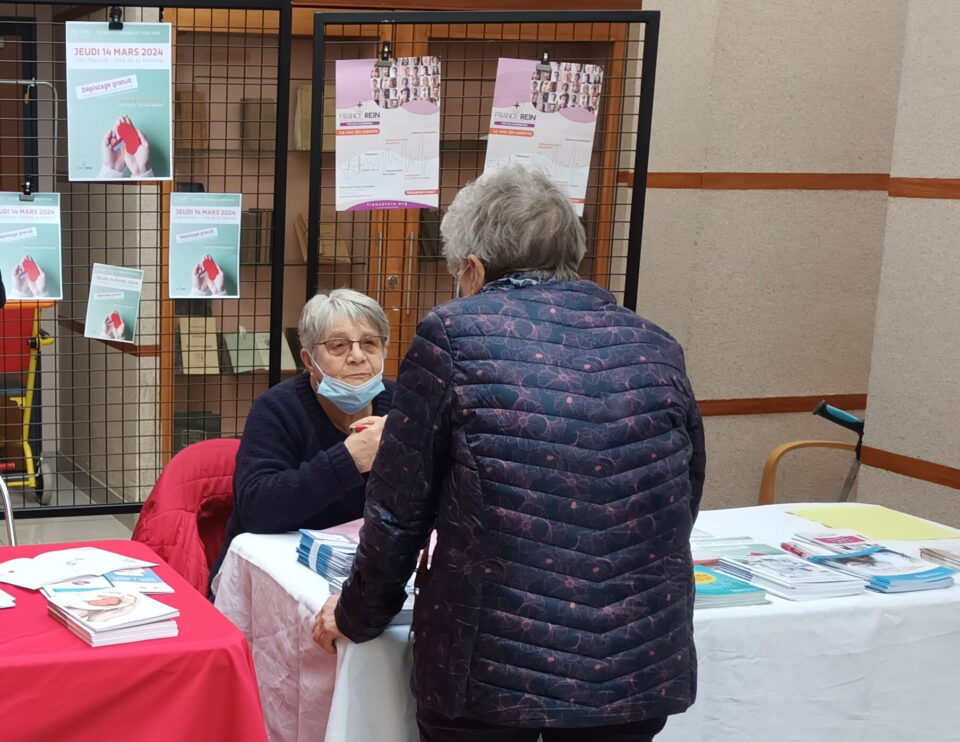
left=717, top=554, right=866, bottom=601
left=46, top=589, right=179, bottom=647
left=785, top=531, right=955, bottom=593
left=297, top=529, right=360, bottom=593
left=694, top=565, right=769, bottom=609
left=690, top=535, right=783, bottom=566
left=920, top=547, right=960, bottom=571
left=297, top=527, right=417, bottom=625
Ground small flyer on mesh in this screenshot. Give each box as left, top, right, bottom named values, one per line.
left=334, top=56, right=441, bottom=211
left=84, top=263, right=144, bottom=344
left=65, top=21, right=173, bottom=181
left=168, top=192, right=242, bottom=299
left=483, top=58, right=605, bottom=216
left=0, top=193, right=63, bottom=300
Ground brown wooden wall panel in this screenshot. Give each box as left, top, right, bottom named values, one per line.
left=861, top=446, right=960, bottom=491
left=888, top=178, right=960, bottom=200
left=619, top=171, right=890, bottom=190
left=698, top=394, right=867, bottom=416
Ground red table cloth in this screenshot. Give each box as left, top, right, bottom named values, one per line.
left=0, top=539, right=269, bottom=742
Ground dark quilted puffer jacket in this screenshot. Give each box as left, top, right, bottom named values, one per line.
left=336, top=276, right=705, bottom=728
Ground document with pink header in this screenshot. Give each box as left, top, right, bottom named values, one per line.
left=334, top=56, right=441, bottom=211
left=483, top=58, right=604, bottom=216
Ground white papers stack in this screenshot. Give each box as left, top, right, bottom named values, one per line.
left=920, top=547, right=960, bottom=571
left=0, top=586, right=15, bottom=609
left=790, top=531, right=955, bottom=593
left=0, top=547, right=157, bottom=591
left=718, top=554, right=866, bottom=601
left=694, top=565, right=769, bottom=609
left=46, top=589, right=179, bottom=647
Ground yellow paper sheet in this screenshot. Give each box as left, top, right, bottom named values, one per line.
left=788, top=505, right=960, bottom=541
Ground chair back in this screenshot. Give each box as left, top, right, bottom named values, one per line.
left=0, top=306, right=35, bottom=375
left=133, top=438, right=240, bottom=593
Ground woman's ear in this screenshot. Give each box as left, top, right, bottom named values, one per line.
left=301, top=349, right=318, bottom=376
left=461, top=254, right=486, bottom=297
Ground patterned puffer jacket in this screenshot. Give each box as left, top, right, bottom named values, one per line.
left=336, top=276, right=705, bottom=728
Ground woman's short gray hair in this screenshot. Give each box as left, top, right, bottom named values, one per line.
left=298, top=288, right=390, bottom=353
left=440, top=166, right=586, bottom=282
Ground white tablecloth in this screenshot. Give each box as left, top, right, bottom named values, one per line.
left=214, top=504, right=960, bottom=742
left=213, top=531, right=417, bottom=742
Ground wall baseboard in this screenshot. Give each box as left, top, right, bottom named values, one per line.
left=699, top=393, right=866, bottom=416
left=861, top=446, right=960, bottom=491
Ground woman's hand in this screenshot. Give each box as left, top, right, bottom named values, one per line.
left=313, top=594, right=345, bottom=653
left=342, top=415, right=386, bottom=473
left=101, top=124, right=125, bottom=172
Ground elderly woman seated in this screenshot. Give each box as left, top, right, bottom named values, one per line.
left=209, top=288, right=395, bottom=589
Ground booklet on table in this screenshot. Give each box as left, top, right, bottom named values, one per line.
left=0, top=547, right=157, bottom=590
left=46, top=588, right=179, bottom=647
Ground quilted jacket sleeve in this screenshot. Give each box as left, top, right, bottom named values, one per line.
left=335, top=311, right=454, bottom=642
left=676, top=349, right=706, bottom=521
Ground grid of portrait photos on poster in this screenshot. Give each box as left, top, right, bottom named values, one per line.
left=530, top=61, right=604, bottom=114
left=370, top=56, right=442, bottom=109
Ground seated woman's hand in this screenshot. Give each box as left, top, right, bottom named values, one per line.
left=343, top=415, right=386, bottom=473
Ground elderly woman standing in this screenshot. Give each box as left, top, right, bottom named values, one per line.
left=315, top=168, right=705, bottom=742
left=209, top=288, right=395, bottom=589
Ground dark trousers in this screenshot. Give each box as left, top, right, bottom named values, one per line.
left=417, top=706, right=668, bottom=742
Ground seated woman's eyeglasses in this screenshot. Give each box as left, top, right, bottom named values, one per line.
left=317, top=336, right=386, bottom=356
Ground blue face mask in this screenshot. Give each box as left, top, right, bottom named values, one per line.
left=310, top=357, right=385, bottom=414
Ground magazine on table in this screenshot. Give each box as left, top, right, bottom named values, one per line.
left=694, top=565, right=769, bottom=609
left=784, top=530, right=955, bottom=593
left=46, top=588, right=179, bottom=647
left=41, top=567, right=174, bottom=597
left=690, top=535, right=783, bottom=565
left=717, top=554, right=865, bottom=601
left=0, top=547, right=157, bottom=591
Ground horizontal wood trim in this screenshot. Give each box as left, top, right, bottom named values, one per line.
left=58, top=320, right=161, bottom=358
left=861, top=446, right=960, bottom=491
left=699, top=394, right=866, bottom=417
left=888, top=177, right=960, bottom=200
left=293, top=0, right=646, bottom=8
left=619, top=172, right=890, bottom=191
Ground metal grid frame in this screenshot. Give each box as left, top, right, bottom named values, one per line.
left=308, top=9, right=659, bottom=345
left=2, top=0, right=291, bottom=521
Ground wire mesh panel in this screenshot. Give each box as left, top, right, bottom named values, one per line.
left=309, top=12, right=658, bottom=378
left=0, top=2, right=289, bottom=518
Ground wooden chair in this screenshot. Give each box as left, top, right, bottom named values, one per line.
left=758, top=401, right=865, bottom=505
left=757, top=440, right=857, bottom=505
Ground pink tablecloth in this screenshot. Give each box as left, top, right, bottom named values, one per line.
left=0, top=539, right=269, bottom=742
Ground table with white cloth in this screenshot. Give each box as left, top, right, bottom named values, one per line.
left=213, top=503, right=960, bottom=742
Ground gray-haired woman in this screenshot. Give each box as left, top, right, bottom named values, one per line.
left=315, top=167, right=704, bottom=741
left=209, top=288, right=396, bottom=592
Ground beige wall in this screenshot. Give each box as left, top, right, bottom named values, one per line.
left=859, top=1, right=960, bottom=527
left=639, top=1, right=912, bottom=512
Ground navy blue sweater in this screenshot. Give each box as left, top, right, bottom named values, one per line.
left=210, top=372, right=395, bottom=585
